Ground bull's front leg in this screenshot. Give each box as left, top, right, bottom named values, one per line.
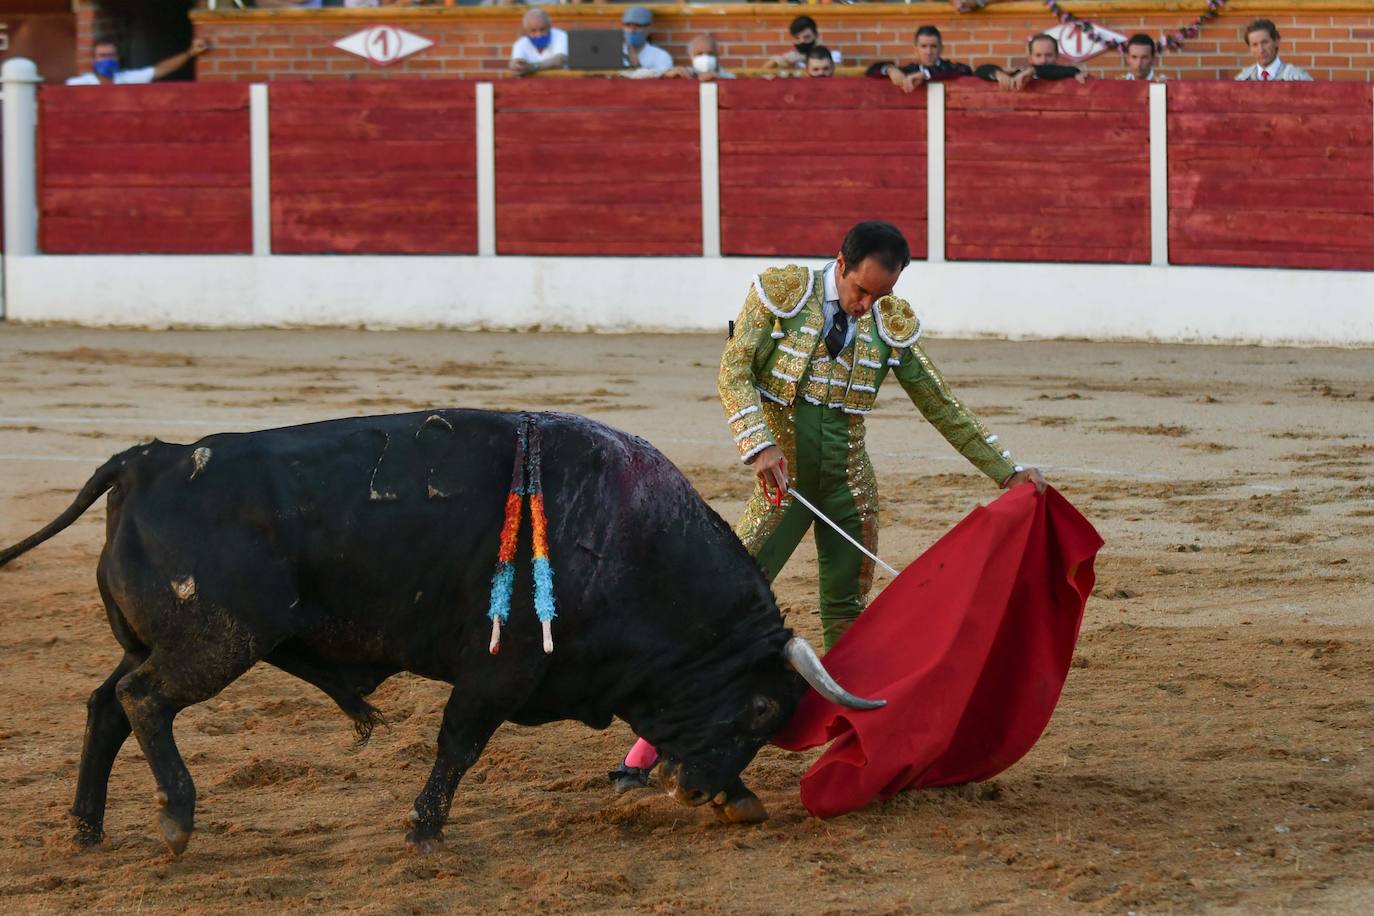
left=710, top=775, right=770, bottom=825
left=405, top=687, right=506, bottom=853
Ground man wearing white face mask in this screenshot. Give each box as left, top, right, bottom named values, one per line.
left=668, top=34, right=735, bottom=82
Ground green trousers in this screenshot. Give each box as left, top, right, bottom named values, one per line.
left=740, top=400, right=878, bottom=649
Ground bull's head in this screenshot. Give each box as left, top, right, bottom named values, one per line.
left=652, top=636, right=883, bottom=809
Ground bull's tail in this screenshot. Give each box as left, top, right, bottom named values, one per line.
left=0, top=449, right=132, bottom=569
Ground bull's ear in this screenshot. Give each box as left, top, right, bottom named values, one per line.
left=749, top=695, right=781, bottom=731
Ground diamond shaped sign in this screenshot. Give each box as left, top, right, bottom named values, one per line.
left=334, top=25, right=434, bottom=67
left=1041, top=23, right=1129, bottom=64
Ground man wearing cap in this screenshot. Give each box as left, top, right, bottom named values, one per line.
left=621, top=6, right=674, bottom=75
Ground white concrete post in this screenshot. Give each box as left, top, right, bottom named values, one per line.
left=925, top=81, right=945, bottom=263
left=2, top=58, right=42, bottom=259
left=249, top=83, right=271, bottom=256
left=1149, top=82, right=1169, bottom=267
left=698, top=81, right=721, bottom=258
left=475, top=82, right=496, bottom=257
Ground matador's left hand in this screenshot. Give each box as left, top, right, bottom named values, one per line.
left=1002, top=467, right=1047, bottom=493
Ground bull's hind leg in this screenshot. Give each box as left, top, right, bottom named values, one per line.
left=115, top=649, right=262, bottom=856
left=70, top=654, right=142, bottom=847
left=405, top=687, right=511, bottom=853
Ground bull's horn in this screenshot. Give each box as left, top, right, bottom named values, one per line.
left=782, top=637, right=886, bottom=710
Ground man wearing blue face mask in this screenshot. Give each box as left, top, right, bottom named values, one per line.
left=510, top=8, right=568, bottom=77
left=621, top=6, right=673, bottom=77
left=66, top=37, right=211, bottom=86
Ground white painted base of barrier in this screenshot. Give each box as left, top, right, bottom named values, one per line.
left=4, top=254, right=1372, bottom=346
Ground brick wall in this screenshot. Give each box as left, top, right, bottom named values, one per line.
left=189, top=3, right=1374, bottom=83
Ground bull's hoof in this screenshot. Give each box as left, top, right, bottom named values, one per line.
left=156, top=812, right=192, bottom=856
left=712, top=790, right=769, bottom=825
left=404, top=830, right=444, bottom=854
left=608, top=763, right=652, bottom=795
left=154, top=789, right=192, bottom=856
left=71, top=822, right=104, bottom=849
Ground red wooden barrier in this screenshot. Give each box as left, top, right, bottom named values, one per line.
left=718, top=80, right=927, bottom=259
left=1167, top=83, right=1374, bottom=271
left=494, top=81, right=701, bottom=256
left=271, top=82, right=476, bottom=255
left=39, top=84, right=251, bottom=254
left=944, top=81, right=1151, bottom=264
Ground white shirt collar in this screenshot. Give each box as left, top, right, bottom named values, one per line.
left=1259, top=57, right=1283, bottom=78
left=823, top=260, right=839, bottom=303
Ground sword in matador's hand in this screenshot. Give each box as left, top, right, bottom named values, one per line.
left=761, top=478, right=900, bottom=578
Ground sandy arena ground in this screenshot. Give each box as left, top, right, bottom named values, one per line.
left=0, top=325, right=1371, bottom=913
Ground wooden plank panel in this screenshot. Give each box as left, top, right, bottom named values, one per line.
left=1169, top=247, right=1374, bottom=271
left=944, top=84, right=1149, bottom=265
left=269, top=80, right=476, bottom=110
left=271, top=81, right=477, bottom=254
left=718, top=82, right=926, bottom=258
left=39, top=84, right=251, bottom=254
left=497, top=110, right=697, bottom=144
left=271, top=107, right=476, bottom=143
left=39, top=83, right=248, bottom=113
left=946, top=80, right=1148, bottom=112
left=497, top=204, right=700, bottom=243
left=494, top=84, right=699, bottom=255
left=495, top=80, right=699, bottom=112
left=1166, top=83, right=1374, bottom=269
left=42, top=216, right=249, bottom=254
left=721, top=217, right=926, bottom=258
left=271, top=141, right=477, bottom=177
left=720, top=79, right=927, bottom=111
left=719, top=109, right=919, bottom=144
left=1167, top=81, right=1372, bottom=114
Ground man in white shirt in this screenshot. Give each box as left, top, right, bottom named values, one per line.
left=66, top=37, right=211, bottom=86
left=509, top=8, right=568, bottom=77
left=621, top=7, right=673, bottom=75
left=667, top=34, right=735, bottom=82
left=1121, top=34, right=1165, bottom=82
left=1235, top=18, right=1313, bottom=81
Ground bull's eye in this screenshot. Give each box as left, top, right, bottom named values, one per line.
left=749, top=695, right=780, bottom=731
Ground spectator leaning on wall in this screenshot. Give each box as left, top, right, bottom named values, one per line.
left=768, top=16, right=843, bottom=71
left=510, top=8, right=567, bottom=77
left=805, top=46, right=835, bottom=79
left=667, top=34, right=734, bottom=82
left=1121, top=34, right=1165, bottom=81
left=975, top=34, right=1087, bottom=91
left=1235, top=18, right=1312, bottom=81
left=66, top=37, right=211, bottom=85
left=621, top=6, right=673, bottom=78
left=866, top=25, right=973, bottom=94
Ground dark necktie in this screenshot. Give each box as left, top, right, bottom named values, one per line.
left=825, top=309, right=848, bottom=359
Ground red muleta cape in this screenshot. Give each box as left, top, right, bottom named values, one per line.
left=772, top=484, right=1103, bottom=819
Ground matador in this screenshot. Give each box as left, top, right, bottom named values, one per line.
left=610, top=221, right=1045, bottom=795
left=722, top=221, right=1044, bottom=647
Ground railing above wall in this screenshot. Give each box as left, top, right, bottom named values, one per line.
left=18, top=77, right=1374, bottom=273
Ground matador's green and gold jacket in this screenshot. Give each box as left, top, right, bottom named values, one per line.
left=719, top=263, right=1021, bottom=483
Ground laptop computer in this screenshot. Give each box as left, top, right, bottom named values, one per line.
left=567, top=29, right=625, bottom=70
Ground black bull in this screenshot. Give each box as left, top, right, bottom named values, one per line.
left=0, top=409, right=879, bottom=855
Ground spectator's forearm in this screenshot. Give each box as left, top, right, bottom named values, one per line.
left=152, top=50, right=193, bottom=80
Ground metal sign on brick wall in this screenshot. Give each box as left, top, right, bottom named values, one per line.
left=1041, top=23, right=1128, bottom=63
left=334, top=25, right=433, bottom=67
